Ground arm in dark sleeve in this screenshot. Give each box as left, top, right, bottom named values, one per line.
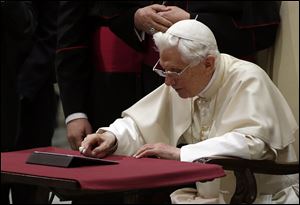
left=95, top=1, right=149, bottom=52
left=17, top=1, right=58, bottom=101
left=56, top=1, right=93, bottom=117
left=188, top=1, right=280, bottom=57
left=107, top=7, right=144, bottom=52
left=192, top=12, right=255, bottom=57
left=1, top=1, right=37, bottom=37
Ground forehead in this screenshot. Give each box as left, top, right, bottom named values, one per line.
left=160, top=47, right=184, bottom=67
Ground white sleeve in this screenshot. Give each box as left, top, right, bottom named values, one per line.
left=180, top=132, right=276, bottom=162
left=245, top=135, right=277, bottom=160
left=97, top=116, right=145, bottom=156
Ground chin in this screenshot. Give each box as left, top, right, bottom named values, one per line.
left=176, top=90, right=189, bottom=99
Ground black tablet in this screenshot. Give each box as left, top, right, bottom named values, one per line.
left=26, top=151, right=119, bottom=168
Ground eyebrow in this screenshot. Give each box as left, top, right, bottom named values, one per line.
left=165, top=64, right=186, bottom=72
left=162, top=61, right=183, bottom=70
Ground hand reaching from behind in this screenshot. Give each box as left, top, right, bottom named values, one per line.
left=66, top=118, right=92, bottom=150
left=133, top=143, right=180, bottom=160
left=134, top=4, right=173, bottom=34
left=158, top=6, right=190, bottom=24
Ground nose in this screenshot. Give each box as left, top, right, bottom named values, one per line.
left=164, top=76, right=175, bottom=86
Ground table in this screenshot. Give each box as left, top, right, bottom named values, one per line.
left=1, top=146, right=225, bottom=203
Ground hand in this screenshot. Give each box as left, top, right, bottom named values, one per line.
left=80, top=131, right=117, bottom=158
left=134, top=4, right=173, bottom=34
left=133, top=143, right=180, bottom=160
left=66, top=118, right=92, bottom=150
left=158, top=6, right=190, bottom=24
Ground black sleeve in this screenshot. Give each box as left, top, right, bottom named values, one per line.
left=188, top=1, right=280, bottom=57
left=193, top=12, right=256, bottom=57
left=17, top=1, right=58, bottom=101
left=1, top=1, right=37, bottom=37
left=94, top=1, right=149, bottom=52
left=107, top=8, right=144, bottom=52
left=56, top=1, right=94, bottom=117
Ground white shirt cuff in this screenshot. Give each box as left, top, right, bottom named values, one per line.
left=65, top=112, right=88, bottom=124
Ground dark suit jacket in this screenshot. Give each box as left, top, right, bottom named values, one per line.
left=1, top=1, right=36, bottom=151
left=1, top=1, right=58, bottom=151
left=17, top=2, right=57, bottom=101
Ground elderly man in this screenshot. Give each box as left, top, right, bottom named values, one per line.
left=80, top=20, right=298, bottom=204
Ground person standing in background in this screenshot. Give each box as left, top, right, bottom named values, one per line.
left=56, top=1, right=145, bottom=154
left=1, top=2, right=35, bottom=202
left=1, top=1, right=58, bottom=203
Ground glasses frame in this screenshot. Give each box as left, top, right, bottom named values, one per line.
left=152, top=59, right=192, bottom=78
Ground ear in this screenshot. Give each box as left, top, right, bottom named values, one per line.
left=204, top=55, right=215, bottom=71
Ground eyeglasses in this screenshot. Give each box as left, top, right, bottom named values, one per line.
left=152, top=59, right=192, bottom=78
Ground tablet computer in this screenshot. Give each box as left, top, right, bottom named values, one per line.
left=26, top=151, right=119, bottom=168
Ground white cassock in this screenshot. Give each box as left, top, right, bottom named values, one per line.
left=98, top=54, right=299, bottom=204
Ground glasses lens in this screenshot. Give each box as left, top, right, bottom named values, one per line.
left=153, top=58, right=189, bottom=79
left=154, top=68, right=166, bottom=77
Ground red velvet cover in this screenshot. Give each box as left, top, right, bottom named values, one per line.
left=1, top=147, right=225, bottom=191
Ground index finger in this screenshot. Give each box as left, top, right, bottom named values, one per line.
left=80, top=134, right=101, bottom=156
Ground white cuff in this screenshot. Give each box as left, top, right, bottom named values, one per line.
left=65, top=112, right=88, bottom=124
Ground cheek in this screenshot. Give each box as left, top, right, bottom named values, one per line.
left=185, top=77, right=200, bottom=96
left=177, top=80, right=192, bottom=96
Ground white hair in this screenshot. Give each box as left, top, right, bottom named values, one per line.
left=153, top=31, right=220, bottom=66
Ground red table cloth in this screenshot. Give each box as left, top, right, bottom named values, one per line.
left=1, top=146, right=225, bottom=191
